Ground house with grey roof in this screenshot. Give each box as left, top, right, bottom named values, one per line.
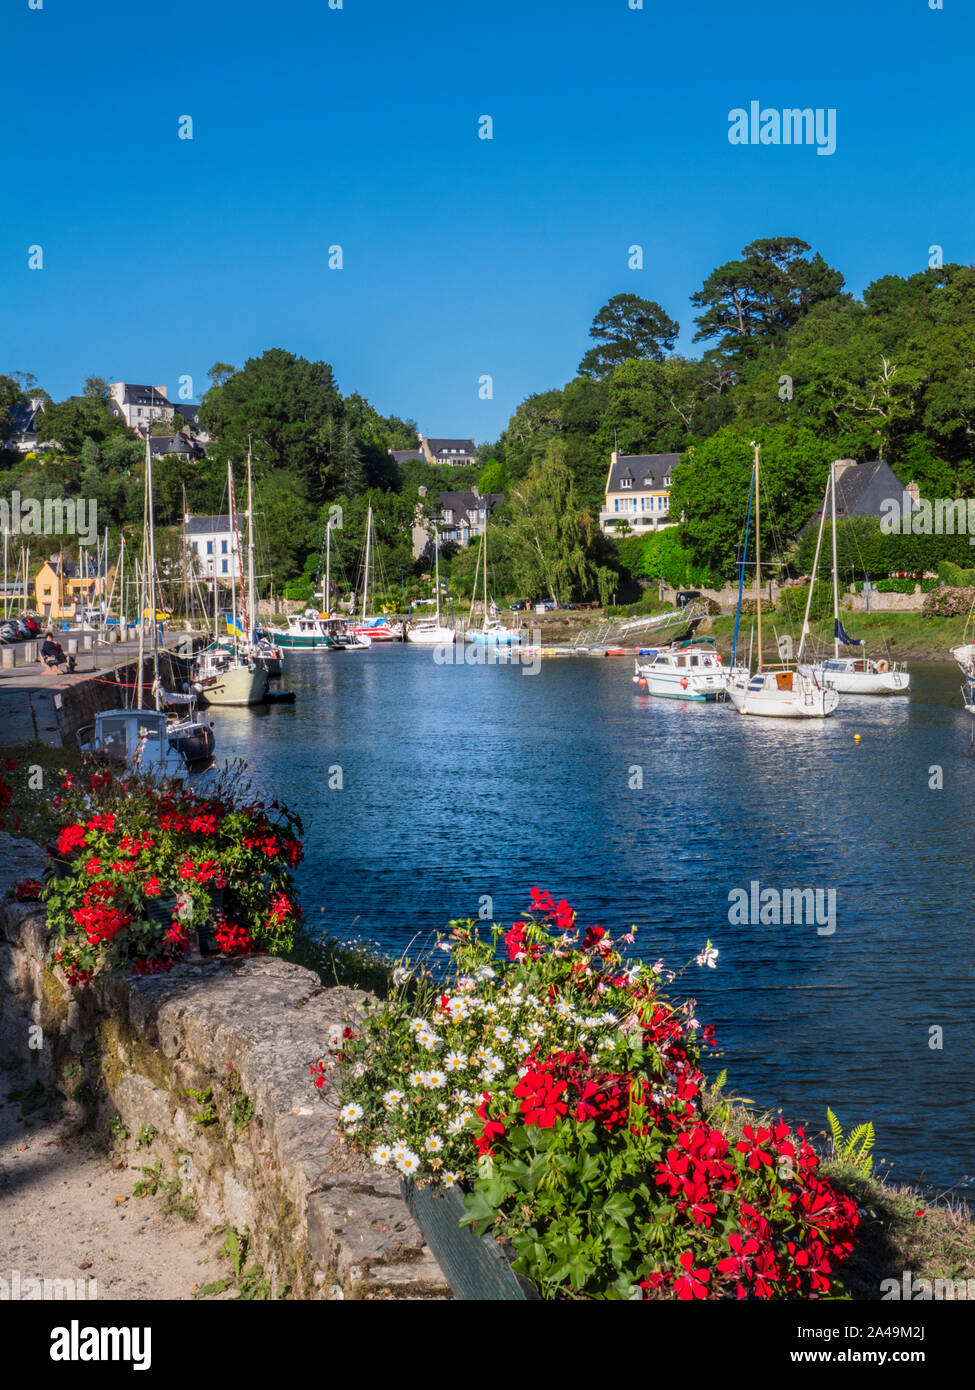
left=109, top=382, right=175, bottom=431
left=805, top=459, right=918, bottom=529
left=600, top=451, right=684, bottom=536
left=419, top=435, right=477, bottom=468
left=411, top=487, right=504, bottom=559
left=149, top=433, right=204, bottom=461
left=3, top=397, right=47, bottom=453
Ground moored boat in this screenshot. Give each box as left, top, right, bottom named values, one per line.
left=633, top=641, right=727, bottom=699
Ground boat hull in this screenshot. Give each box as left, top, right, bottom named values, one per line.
left=407, top=626, right=457, bottom=645
left=727, top=675, right=838, bottom=718
left=799, top=663, right=909, bottom=695
left=196, top=664, right=268, bottom=707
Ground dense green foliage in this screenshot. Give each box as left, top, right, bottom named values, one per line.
left=6, top=241, right=975, bottom=603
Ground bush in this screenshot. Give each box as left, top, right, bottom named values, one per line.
left=922, top=586, right=975, bottom=618
left=776, top=581, right=833, bottom=623
left=938, top=560, right=975, bottom=588
left=315, top=889, right=862, bottom=1301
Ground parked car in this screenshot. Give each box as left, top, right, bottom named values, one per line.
left=509, top=599, right=530, bottom=611
left=534, top=599, right=556, bottom=613
left=0, top=622, right=19, bottom=643
left=675, top=590, right=701, bottom=609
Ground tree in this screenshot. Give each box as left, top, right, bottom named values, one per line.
left=691, top=237, right=844, bottom=360
left=477, top=458, right=508, bottom=494
left=578, top=294, right=680, bottom=379
left=503, top=442, right=605, bottom=602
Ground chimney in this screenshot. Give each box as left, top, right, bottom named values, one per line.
left=155, top=384, right=168, bottom=400
left=833, top=458, right=857, bottom=478
left=906, top=480, right=921, bottom=504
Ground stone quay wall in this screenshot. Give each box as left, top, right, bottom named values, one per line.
left=0, top=900, right=448, bottom=1299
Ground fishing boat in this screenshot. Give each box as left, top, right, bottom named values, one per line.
left=407, top=521, right=455, bottom=645
left=633, top=639, right=727, bottom=700
left=797, top=460, right=909, bottom=695
left=263, top=609, right=345, bottom=650
left=726, top=444, right=838, bottom=719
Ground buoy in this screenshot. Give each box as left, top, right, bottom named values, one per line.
left=680, top=678, right=689, bottom=689
left=638, top=677, right=647, bottom=687
left=854, top=733, right=861, bottom=742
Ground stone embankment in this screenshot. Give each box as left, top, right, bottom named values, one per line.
left=0, top=899, right=449, bottom=1299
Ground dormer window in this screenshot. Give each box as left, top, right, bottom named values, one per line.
left=642, top=477, right=652, bottom=487
left=663, top=475, right=671, bottom=487
left=621, top=477, right=632, bottom=489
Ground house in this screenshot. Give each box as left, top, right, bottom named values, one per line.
left=600, top=452, right=683, bottom=536
left=419, top=435, right=477, bottom=468
left=806, top=459, right=918, bottom=527
left=108, top=382, right=175, bottom=431
left=182, top=514, right=242, bottom=582
left=172, top=402, right=212, bottom=444
left=3, top=398, right=47, bottom=453
left=149, top=434, right=205, bottom=461
left=34, top=553, right=114, bottom=623
left=411, top=487, right=504, bottom=559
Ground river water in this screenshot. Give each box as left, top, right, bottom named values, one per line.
left=204, top=647, right=974, bottom=1194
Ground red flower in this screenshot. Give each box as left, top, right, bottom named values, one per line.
left=583, top=925, right=605, bottom=949
left=736, top=1124, right=774, bottom=1171
left=673, top=1250, right=710, bottom=1301
left=56, top=823, right=87, bottom=855
left=529, top=886, right=555, bottom=915
left=13, top=878, right=42, bottom=901
left=214, top=922, right=255, bottom=955
left=144, top=877, right=162, bottom=897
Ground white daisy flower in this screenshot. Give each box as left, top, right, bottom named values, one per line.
left=396, top=1151, right=421, bottom=1176
left=340, top=1102, right=364, bottom=1124
left=481, top=1055, right=503, bottom=1079
left=383, top=1089, right=405, bottom=1110
left=494, top=1025, right=512, bottom=1043
left=408, top=1018, right=428, bottom=1034
left=407, top=1068, right=426, bottom=1087
left=436, top=1102, right=448, bottom=1113
left=447, top=1116, right=467, bottom=1135
left=417, top=1032, right=443, bottom=1052
left=371, top=1144, right=393, bottom=1165
left=425, top=1135, right=444, bottom=1153
left=474, top=965, right=495, bottom=982
left=424, top=1070, right=446, bottom=1089
left=445, top=1051, right=467, bottom=1072
left=392, top=966, right=412, bottom=986
left=514, top=1037, right=530, bottom=1054
left=442, top=1171, right=461, bottom=1188
left=528, top=1021, right=545, bottom=1038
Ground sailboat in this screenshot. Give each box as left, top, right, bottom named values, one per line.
left=797, top=460, right=909, bottom=695
left=464, top=511, right=521, bottom=644
left=192, top=462, right=268, bottom=705
left=726, top=444, right=838, bottom=718
left=79, top=432, right=215, bottom=771
left=407, top=521, right=455, bottom=645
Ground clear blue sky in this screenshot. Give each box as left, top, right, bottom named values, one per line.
left=3, top=0, right=972, bottom=442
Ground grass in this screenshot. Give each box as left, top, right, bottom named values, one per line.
left=706, top=610, right=971, bottom=661
left=285, top=929, right=397, bottom=997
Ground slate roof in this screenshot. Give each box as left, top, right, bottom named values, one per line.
left=6, top=401, right=39, bottom=435
left=606, top=453, right=683, bottom=493
left=437, top=490, right=503, bottom=522
left=390, top=449, right=424, bottom=463
left=183, top=514, right=238, bottom=535
left=807, top=460, right=918, bottom=525
left=42, top=555, right=109, bottom=579
left=149, top=434, right=203, bottom=457
left=426, top=438, right=476, bottom=458
left=118, top=384, right=169, bottom=406
left=173, top=403, right=201, bottom=426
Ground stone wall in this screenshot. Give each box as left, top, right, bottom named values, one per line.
left=0, top=900, right=449, bottom=1300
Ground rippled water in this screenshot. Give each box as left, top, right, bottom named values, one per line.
left=204, top=647, right=975, bottom=1193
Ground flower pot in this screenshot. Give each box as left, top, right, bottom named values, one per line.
left=399, top=1179, right=537, bottom=1301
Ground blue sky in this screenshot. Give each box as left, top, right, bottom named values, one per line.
left=3, top=0, right=971, bottom=442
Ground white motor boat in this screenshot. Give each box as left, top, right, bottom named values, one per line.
left=633, top=643, right=727, bottom=700
left=78, top=706, right=215, bottom=774
left=407, top=620, right=456, bottom=645
left=727, top=666, right=838, bottom=718
left=799, top=655, right=908, bottom=694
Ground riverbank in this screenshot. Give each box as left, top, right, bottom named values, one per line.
left=704, top=611, right=970, bottom=663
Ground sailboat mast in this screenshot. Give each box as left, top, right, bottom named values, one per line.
left=830, top=458, right=840, bottom=659
left=362, top=505, right=372, bottom=624
left=227, top=461, right=238, bottom=650
left=434, top=524, right=441, bottom=624
left=798, top=466, right=830, bottom=663
left=324, top=519, right=331, bottom=614
left=753, top=443, right=762, bottom=670
left=246, top=444, right=257, bottom=638
left=482, top=510, right=488, bottom=630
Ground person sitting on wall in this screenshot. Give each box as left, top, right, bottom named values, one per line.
left=40, top=632, right=76, bottom=674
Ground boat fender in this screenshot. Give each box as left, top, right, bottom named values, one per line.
left=877, top=660, right=888, bottom=672
left=680, top=678, right=689, bottom=688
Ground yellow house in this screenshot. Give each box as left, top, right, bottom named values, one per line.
left=34, top=554, right=113, bottom=623
left=599, top=452, right=683, bottom=537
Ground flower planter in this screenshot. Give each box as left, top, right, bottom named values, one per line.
left=400, top=1179, right=537, bottom=1301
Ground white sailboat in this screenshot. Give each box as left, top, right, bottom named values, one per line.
left=726, top=444, right=838, bottom=719
left=633, top=639, right=727, bottom=699
left=465, top=512, right=521, bottom=644
left=407, top=522, right=455, bottom=645
left=797, top=460, right=909, bottom=695
left=192, top=462, right=268, bottom=705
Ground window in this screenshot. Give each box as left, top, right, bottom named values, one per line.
left=614, top=499, right=619, bottom=512
left=207, top=541, right=214, bottom=555
left=643, top=477, right=652, bottom=487
left=663, top=476, right=671, bottom=486
left=621, top=477, right=632, bottom=489
left=221, top=540, right=228, bottom=554
left=221, top=560, right=228, bottom=573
